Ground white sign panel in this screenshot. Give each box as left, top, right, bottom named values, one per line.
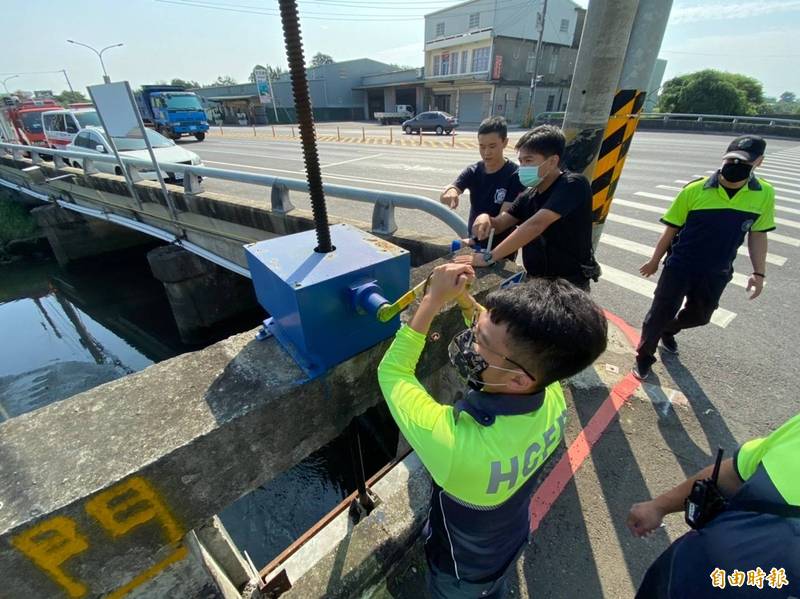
left=87, top=81, right=143, bottom=138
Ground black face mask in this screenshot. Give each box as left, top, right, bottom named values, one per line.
left=447, top=327, right=531, bottom=391
left=721, top=161, right=753, bottom=183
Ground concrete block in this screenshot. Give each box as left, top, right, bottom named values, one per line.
left=147, top=245, right=260, bottom=343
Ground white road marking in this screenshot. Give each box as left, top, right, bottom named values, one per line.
left=604, top=214, right=788, bottom=263
left=777, top=195, right=800, bottom=205
left=599, top=234, right=751, bottom=289
left=614, top=198, right=664, bottom=214
left=774, top=216, right=800, bottom=230
left=674, top=179, right=690, bottom=185
left=657, top=185, right=683, bottom=192
left=321, top=153, right=383, bottom=169
left=635, top=191, right=674, bottom=201
left=775, top=187, right=800, bottom=196
left=759, top=165, right=799, bottom=176
left=203, top=159, right=444, bottom=192
left=598, top=264, right=737, bottom=328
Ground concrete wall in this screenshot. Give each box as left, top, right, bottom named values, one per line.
left=636, top=118, right=800, bottom=140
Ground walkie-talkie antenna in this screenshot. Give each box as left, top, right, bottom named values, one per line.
left=711, top=448, right=724, bottom=483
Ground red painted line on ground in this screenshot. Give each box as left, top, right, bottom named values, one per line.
left=529, top=309, right=642, bottom=532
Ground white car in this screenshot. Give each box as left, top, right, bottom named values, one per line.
left=66, top=126, right=201, bottom=183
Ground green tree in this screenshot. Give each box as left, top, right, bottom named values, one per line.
left=779, top=91, right=796, bottom=103
left=170, top=78, right=200, bottom=89
left=657, top=69, right=759, bottom=115
left=310, top=52, right=334, bottom=67
left=208, top=75, right=237, bottom=87
left=55, top=90, right=89, bottom=106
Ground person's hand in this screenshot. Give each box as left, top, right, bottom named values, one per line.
left=639, top=259, right=659, bottom=277
left=627, top=500, right=666, bottom=538
left=746, top=274, right=764, bottom=300
left=440, top=187, right=460, bottom=209
left=426, top=263, right=475, bottom=305
left=453, top=253, right=490, bottom=268
left=472, top=214, right=492, bottom=240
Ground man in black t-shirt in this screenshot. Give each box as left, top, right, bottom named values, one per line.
left=454, top=125, right=594, bottom=291
left=440, top=116, right=525, bottom=252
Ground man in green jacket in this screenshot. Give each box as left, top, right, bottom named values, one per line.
left=378, top=264, right=608, bottom=598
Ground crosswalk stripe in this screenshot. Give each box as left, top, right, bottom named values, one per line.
left=657, top=185, right=683, bottom=192
left=605, top=213, right=789, bottom=263
left=758, top=170, right=799, bottom=182
left=598, top=264, right=737, bottom=328
left=674, top=179, right=690, bottom=185
left=775, top=216, right=800, bottom=230
left=760, top=164, right=799, bottom=176
left=764, top=157, right=799, bottom=166
left=635, top=191, right=674, bottom=201
left=614, top=198, right=663, bottom=214
left=599, top=234, right=751, bottom=289
left=777, top=195, right=800, bottom=205
left=775, top=187, right=800, bottom=196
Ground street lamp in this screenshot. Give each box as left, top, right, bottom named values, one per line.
left=66, top=40, right=124, bottom=84
left=2, top=74, right=19, bottom=95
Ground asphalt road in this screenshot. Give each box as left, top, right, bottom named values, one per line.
left=183, top=130, right=800, bottom=438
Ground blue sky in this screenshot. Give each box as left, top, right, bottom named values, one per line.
left=2, top=0, right=798, bottom=99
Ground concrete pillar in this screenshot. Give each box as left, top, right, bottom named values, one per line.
left=32, top=204, right=152, bottom=267
left=147, top=244, right=260, bottom=344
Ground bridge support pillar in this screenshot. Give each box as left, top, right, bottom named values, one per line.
left=32, top=204, right=151, bottom=266
left=147, top=244, right=260, bottom=344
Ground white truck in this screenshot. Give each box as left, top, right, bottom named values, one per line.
left=374, top=104, right=415, bottom=125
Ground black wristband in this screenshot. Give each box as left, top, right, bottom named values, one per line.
left=752, top=272, right=765, bottom=278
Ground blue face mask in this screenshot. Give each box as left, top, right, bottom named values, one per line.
left=518, top=164, right=543, bottom=188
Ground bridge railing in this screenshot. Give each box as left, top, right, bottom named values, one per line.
left=535, top=111, right=800, bottom=128
left=0, top=141, right=468, bottom=239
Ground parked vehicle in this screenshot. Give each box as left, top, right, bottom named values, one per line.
left=42, top=108, right=102, bottom=149
left=2, top=97, right=61, bottom=146
left=374, top=104, right=415, bottom=125
left=65, top=126, right=202, bottom=183
left=402, top=111, right=458, bottom=135
left=135, top=85, right=209, bottom=141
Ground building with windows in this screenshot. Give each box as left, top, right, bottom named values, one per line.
left=193, top=58, right=408, bottom=124
left=423, top=0, right=585, bottom=123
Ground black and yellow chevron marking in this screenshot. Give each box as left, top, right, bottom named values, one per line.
left=591, top=89, right=647, bottom=222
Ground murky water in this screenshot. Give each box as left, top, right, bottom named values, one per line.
left=0, top=245, right=397, bottom=568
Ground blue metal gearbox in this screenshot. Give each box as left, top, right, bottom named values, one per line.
left=245, top=224, right=410, bottom=379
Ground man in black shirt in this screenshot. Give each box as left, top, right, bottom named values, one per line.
left=454, top=125, right=594, bottom=291
left=440, top=116, right=525, bottom=252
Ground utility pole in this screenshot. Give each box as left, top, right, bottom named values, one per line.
left=267, top=68, right=279, bottom=123
left=587, top=0, right=673, bottom=245
left=61, top=69, right=75, bottom=93
left=526, top=0, right=548, bottom=125
left=559, top=0, right=639, bottom=243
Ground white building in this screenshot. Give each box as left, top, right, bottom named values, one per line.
left=423, top=0, right=585, bottom=123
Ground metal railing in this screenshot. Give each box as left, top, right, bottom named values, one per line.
left=535, top=111, right=800, bottom=128
left=0, top=141, right=469, bottom=239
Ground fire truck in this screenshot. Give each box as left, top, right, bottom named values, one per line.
left=1, top=97, right=61, bottom=146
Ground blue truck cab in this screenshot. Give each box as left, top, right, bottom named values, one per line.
left=136, top=85, right=209, bottom=141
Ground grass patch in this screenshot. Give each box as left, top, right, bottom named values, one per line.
left=0, top=197, right=39, bottom=244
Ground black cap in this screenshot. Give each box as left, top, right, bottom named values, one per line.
left=723, top=135, right=766, bottom=162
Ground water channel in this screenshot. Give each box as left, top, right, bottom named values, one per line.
left=0, top=242, right=397, bottom=568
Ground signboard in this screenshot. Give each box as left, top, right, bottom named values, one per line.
left=253, top=68, right=272, bottom=104
left=492, top=55, right=503, bottom=80
left=34, top=90, right=54, bottom=99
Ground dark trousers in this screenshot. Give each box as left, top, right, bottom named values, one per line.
left=426, top=554, right=511, bottom=599
left=636, top=266, right=732, bottom=368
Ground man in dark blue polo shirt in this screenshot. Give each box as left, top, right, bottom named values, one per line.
left=633, top=135, right=775, bottom=380
left=440, top=116, right=525, bottom=252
